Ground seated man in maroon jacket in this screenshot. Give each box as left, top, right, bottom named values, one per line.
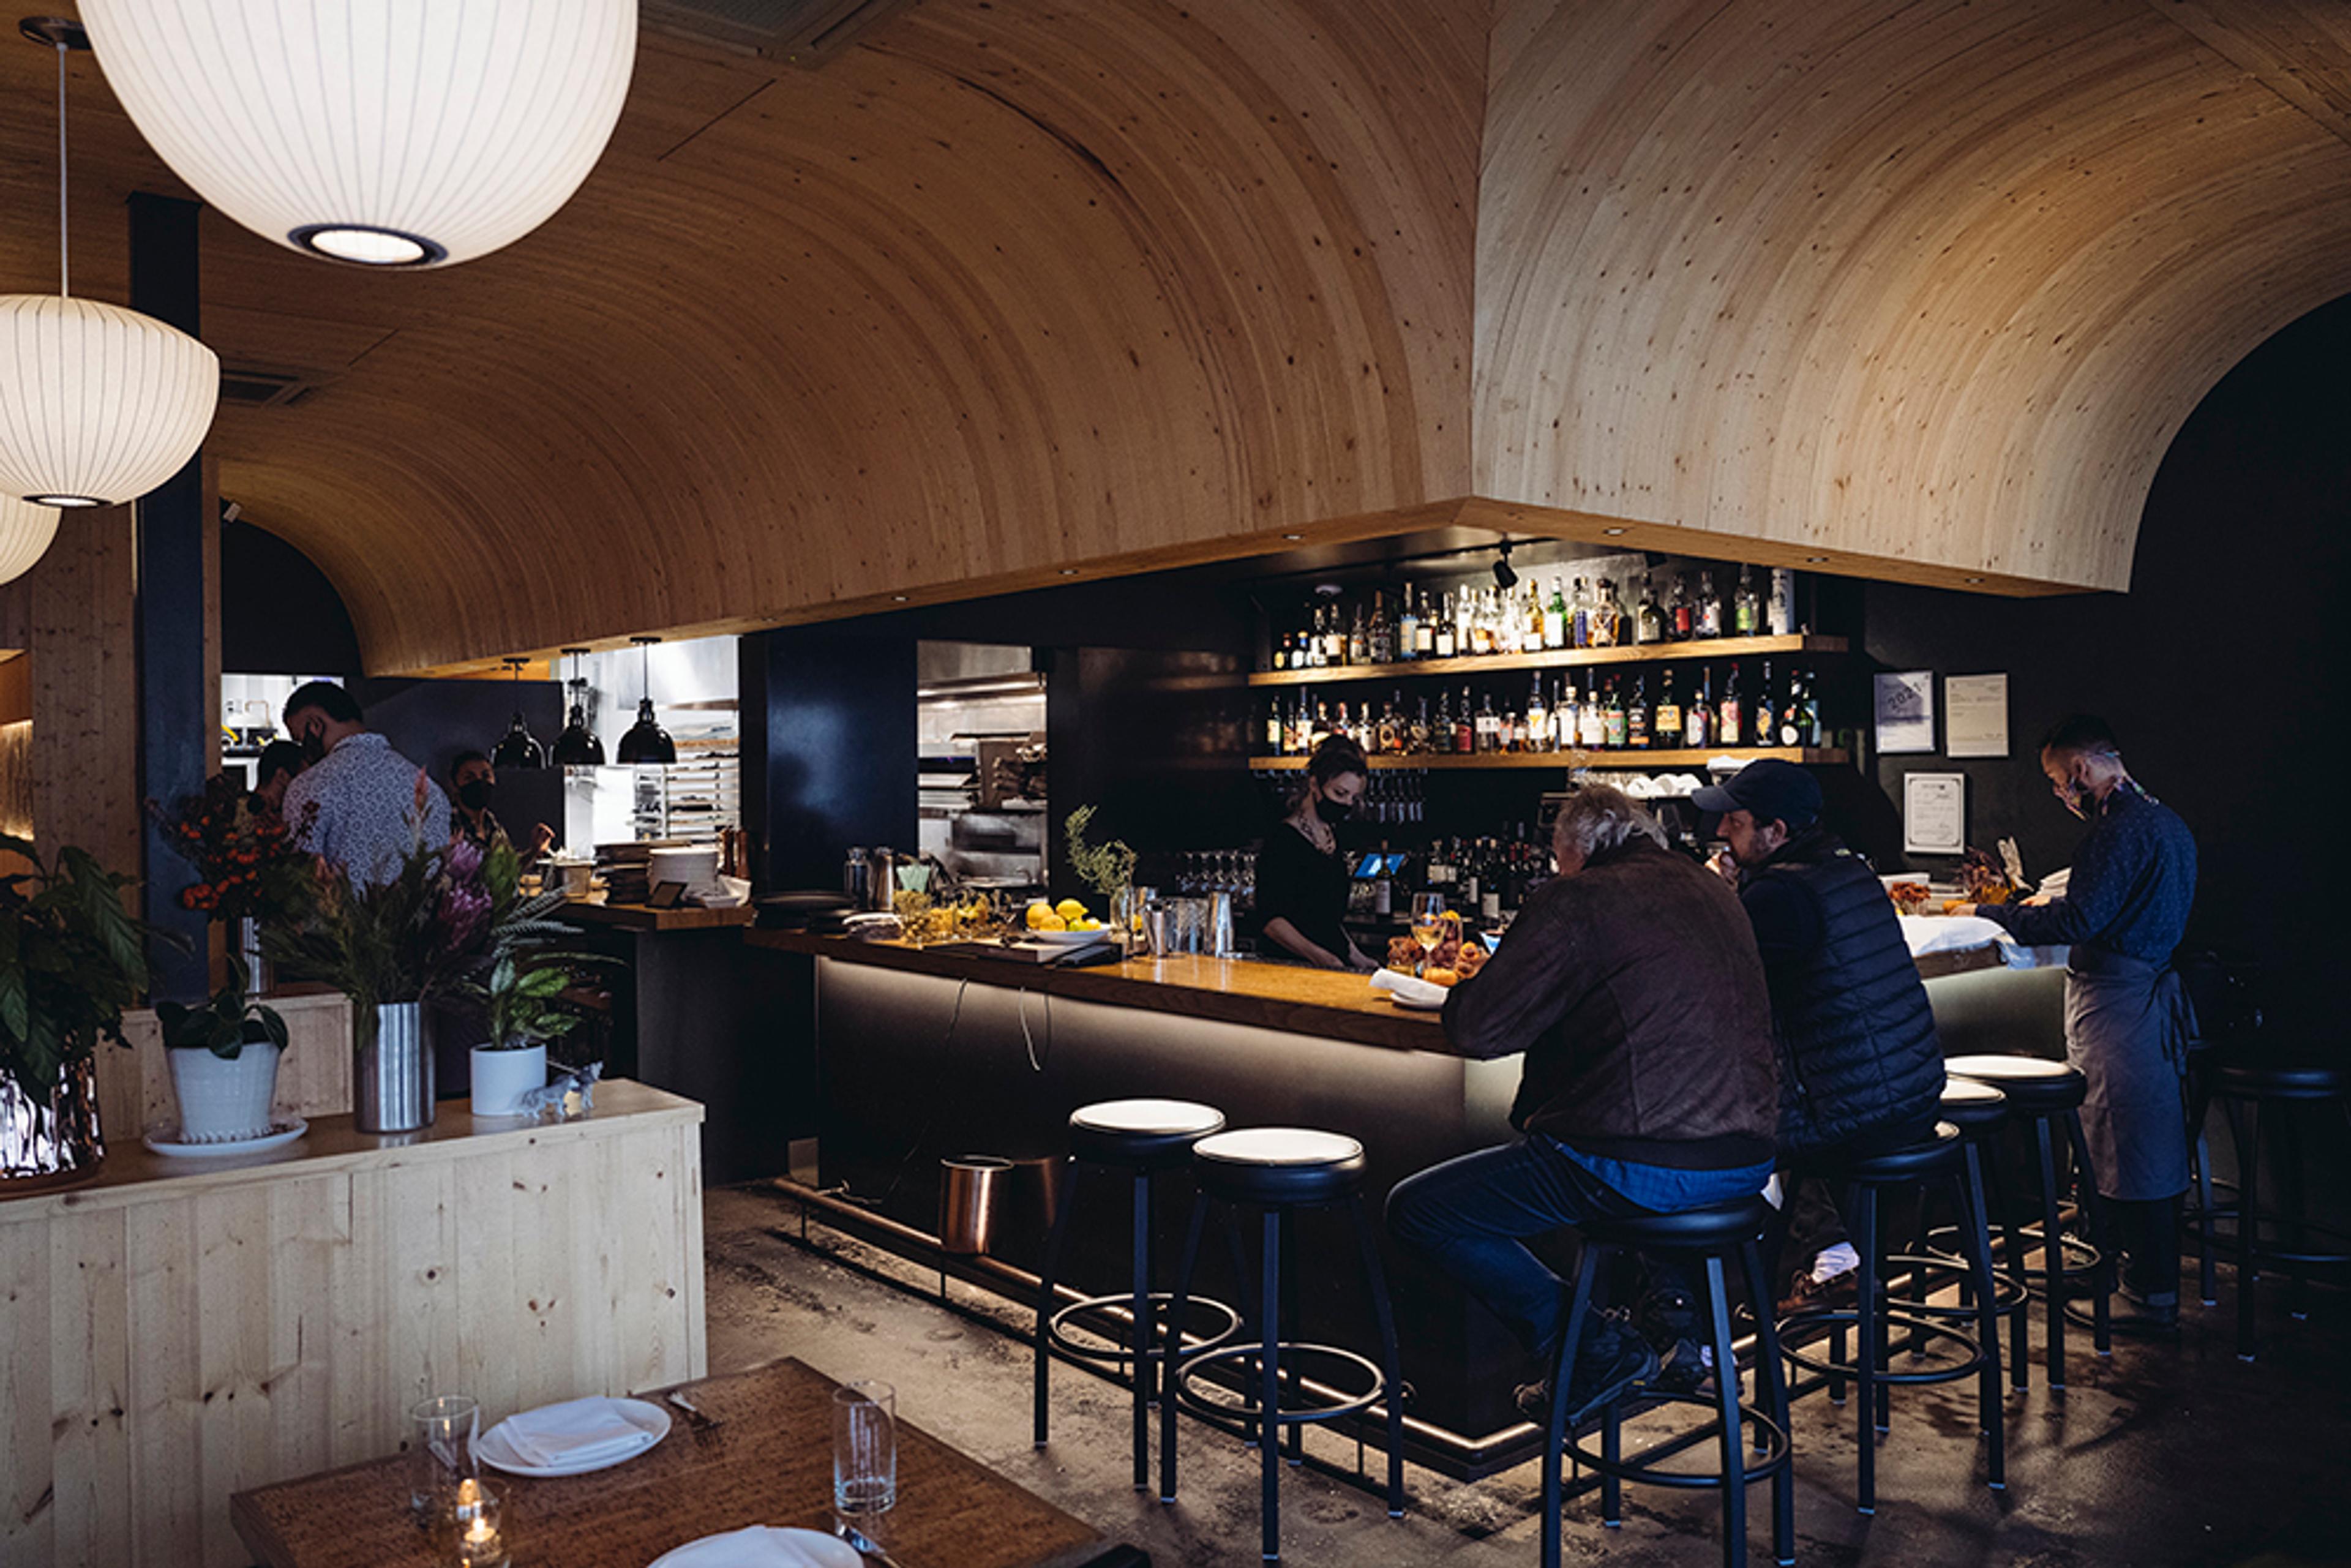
left=1387, top=786, right=1780, bottom=1423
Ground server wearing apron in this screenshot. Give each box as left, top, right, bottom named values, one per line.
left=1955, top=715, right=2198, bottom=1332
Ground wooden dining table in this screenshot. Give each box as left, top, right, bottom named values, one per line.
left=229, top=1358, right=1128, bottom=1568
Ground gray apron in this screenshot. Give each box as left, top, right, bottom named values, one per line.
left=2062, top=948, right=2195, bottom=1201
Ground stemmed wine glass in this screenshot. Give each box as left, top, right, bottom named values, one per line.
left=1409, top=893, right=1447, bottom=975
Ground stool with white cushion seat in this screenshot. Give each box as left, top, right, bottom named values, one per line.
left=1033, top=1098, right=1240, bottom=1490
left=1913, top=1078, right=2035, bottom=1391
left=1159, top=1126, right=1405, bottom=1563
left=1944, top=1054, right=2112, bottom=1385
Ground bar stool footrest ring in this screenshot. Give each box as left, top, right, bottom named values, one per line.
left=1561, top=1392, right=1793, bottom=1491
left=1046, top=1292, right=1242, bottom=1368
left=1171, top=1341, right=1387, bottom=1428
left=1886, top=1247, right=2030, bottom=1316
left=1777, top=1308, right=1992, bottom=1386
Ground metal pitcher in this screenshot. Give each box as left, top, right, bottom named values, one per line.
left=1204, top=891, right=1237, bottom=958
left=357, top=1001, right=437, bottom=1134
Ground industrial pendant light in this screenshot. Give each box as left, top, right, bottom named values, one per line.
left=0, top=498, right=60, bottom=586
left=0, top=21, right=218, bottom=510
left=551, top=647, right=604, bottom=767
left=489, top=657, right=546, bottom=770
left=615, top=636, right=675, bottom=766
left=80, top=0, right=637, bottom=269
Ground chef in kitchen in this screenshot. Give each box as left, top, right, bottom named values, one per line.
left=448, top=749, right=558, bottom=859
left=1952, top=713, right=2198, bottom=1334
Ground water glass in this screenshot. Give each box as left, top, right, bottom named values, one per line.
left=408, top=1394, right=481, bottom=1522
left=833, top=1381, right=898, bottom=1518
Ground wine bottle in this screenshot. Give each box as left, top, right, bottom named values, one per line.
left=1720, top=662, right=1744, bottom=746
left=1697, top=569, right=1723, bottom=638
left=1628, top=675, right=1651, bottom=749
left=1654, top=669, right=1682, bottom=751
left=1602, top=676, right=1627, bottom=749
left=1686, top=667, right=1713, bottom=749
left=1733, top=566, right=1761, bottom=636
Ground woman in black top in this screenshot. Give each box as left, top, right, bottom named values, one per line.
left=1255, top=735, right=1376, bottom=970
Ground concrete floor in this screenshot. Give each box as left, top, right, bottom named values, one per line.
left=704, top=1185, right=2350, bottom=1567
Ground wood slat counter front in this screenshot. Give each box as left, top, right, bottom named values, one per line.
left=0, top=1081, right=708, bottom=1568
left=744, top=929, right=1451, bottom=1052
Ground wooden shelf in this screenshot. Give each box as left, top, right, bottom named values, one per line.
left=1247, top=633, right=1845, bottom=688
left=1247, top=746, right=1848, bottom=771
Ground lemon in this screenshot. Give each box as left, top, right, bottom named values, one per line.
left=1055, top=898, right=1087, bottom=921
left=1025, top=901, right=1053, bottom=930
left=1035, top=912, right=1069, bottom=932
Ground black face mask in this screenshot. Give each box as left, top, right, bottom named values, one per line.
left=1314, top=795, right=1354, bottom=825
left=457, top=779, right=493, bottom=811
left=297, top=729, right=326, bottom=764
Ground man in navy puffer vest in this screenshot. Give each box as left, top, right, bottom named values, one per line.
left=1695, top=760, right=1946, bottom=1309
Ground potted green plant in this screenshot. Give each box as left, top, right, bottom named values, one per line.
left=1065, top=805, right=1139, bottom=952
left=153, top=959, right=289, bottom=1144
left=0, top=837, right=152, bottom=1188
left=465, top=953, right=594, bottom=1117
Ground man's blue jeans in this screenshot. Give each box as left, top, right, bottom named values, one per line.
left=1385, top=1135, right=1649, bottom=1360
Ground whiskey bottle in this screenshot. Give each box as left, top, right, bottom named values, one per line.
left=1653, top=669, right=1682, bottom=751
left=1628, top=675, right=1651, bottom=749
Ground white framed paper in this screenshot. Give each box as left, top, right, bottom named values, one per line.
left=1903, top=772, right=1967, bottom=857
left=1944, top=673, right=2009, bottom=759
left=1874, top=670, right=1936, bottom=755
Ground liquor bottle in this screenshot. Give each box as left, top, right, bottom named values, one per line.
left=1348, top=602, right=1370, bottom=666
left=1373, top=841, right=1393, bottom=917
left=1768, top=567, right=1796, bottom=636
left=1797, top=669, right=1823, bottom=748
left=1313, top=698, right=1333, bottom=746
left=1602, top=676, right=1627, bottom=749
left=1670, top=574, right=1694, bottom=640
left=1628, top=675, right=1651, bottom=749
left=1637, top=572, right=1665, bottom=645
left=1369, top=590, right=1395, bottom=665
left=1377, top=696, right=1401, bottom=756
left=1777, top=669, right=1803, bottom=748
left=1433, top=590, right=1457, bottom=659
left=1432, top=688, right=1455, bottom=754
left=1755, top=661, right=1777, bottom=751
left=1570, top=577, right=1590, bottom=648
left=1411, top=696, right=1432, bottom=754
left=1733, top=566, right=1761, bottom=636
left=1479, top=842, right=1502, bottom=924
left=1556, top=680, right=1577, bottom=751
left=1324, top=604, right=1345, bottom=667
left=1414, top=590, right=1437, bottom=658
left=1270, top=632, right=1287, bottom=672
left=1526, top=580, right=1547, bottom=653
left=1581, top=680, right=1608, bottom=750
left=1457, top=590, right=1478, bottom=658
left=1455, top=687, right=1475, bottom=754
left=1719, top=662, right=1744, bottom=746
left=1458, top=843, right=1480, bottom=913
left=1333, top=700, right=1352, bottom=748
left=1398, top=586, right=1420, bottom=661
left=1592, top=579, right=1621, bottom=647
left=1697, top=570, right=1723, bottom=638
left=1654, top=669, right=1682, bottom=751
left=1686, top=667, right=1713, bottom=749
left=1525, top=675, right=1548, bottom=753
left=1264, top=702, right=1283, bottom=754
left=1544, top=577, right=1569, bottom=650
left=1474, top=691, right=1498, bottom=753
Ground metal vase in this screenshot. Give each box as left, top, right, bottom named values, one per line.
left=355, top=1000, right=436, bottom=1135
left=0, top=1054, right=105, bottom=1190
left=236, top=916, right=271, bottom=995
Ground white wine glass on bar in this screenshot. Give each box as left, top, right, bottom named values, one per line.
left=1409, top=893, right=1447, bottom=973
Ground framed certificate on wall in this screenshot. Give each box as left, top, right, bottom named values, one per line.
left=1903, top=772, right=1967, bottom=857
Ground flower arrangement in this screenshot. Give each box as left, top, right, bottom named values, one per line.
left=149, top=775, right=313, bottom=924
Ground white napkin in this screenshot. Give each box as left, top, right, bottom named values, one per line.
left=1370, top=968, right=1449, bottom=1007
left=648, top=1526, right=862, bottom=1567
left=495, top=1397, right=654, bottom=1468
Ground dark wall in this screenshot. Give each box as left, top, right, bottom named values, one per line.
left=1854, top=293, right=2351, bottom=1028
left=221, top=520, right=362, bottom=675
left=349, top=676, right=566, bottom=850
left=741, top=628, right=919, bottom=891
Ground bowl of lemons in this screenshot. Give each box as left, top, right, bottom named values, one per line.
left=1026, top=897, right=1109, bottom=943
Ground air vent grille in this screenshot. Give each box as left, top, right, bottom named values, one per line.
left=218, top=366, right=331, bottom=410
left=642, top=0, right=918, bottom=66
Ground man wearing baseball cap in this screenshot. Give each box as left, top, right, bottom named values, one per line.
left=1695, top=759, right=1946, bottom=1308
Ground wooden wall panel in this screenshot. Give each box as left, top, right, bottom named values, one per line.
left=0, top=512, right=141, bottom=868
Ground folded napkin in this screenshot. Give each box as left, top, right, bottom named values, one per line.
left=648, top=1526, right=861, bottom=1568
left=495, top=1397, right=654, bottom=1468
left=1370, top=968, right=1449, bottom=1008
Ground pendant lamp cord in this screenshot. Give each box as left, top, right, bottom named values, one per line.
left=54, top=40, right=69, bottom=297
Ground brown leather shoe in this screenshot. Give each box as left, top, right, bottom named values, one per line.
left=1777, top=1267, right=1859, bottom=1319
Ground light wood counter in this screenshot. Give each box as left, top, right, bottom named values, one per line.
left=1, top=1080, right=707, bottom=1568
left=748, top=929, right=1451, bottom=1053
left=554, top=898, right=757, bottom=932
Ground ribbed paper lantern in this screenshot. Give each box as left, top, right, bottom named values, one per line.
left=0, top=296, right=219, bottom=508
left=0, top=498, right=60, bottom=585
left=81, top=0, right=639, bottom=269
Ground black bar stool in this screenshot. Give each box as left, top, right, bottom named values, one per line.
left=1944, top=1054, right=2111, bottom=1386
left=1033, top=1098, right=1239, bottom=1488
left=1540, top=1199, right=1794, bottom=1568
left=1914, top=1078, right=2034, bottom=1392
left=2203, top=1059, right=2350, bottom=1361
left=1782, top=1123, right=2004, bottom=1513
left=1160, top=1127, right=1404, bottom=1564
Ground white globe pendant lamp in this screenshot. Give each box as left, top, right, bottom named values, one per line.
left=0, top=23, right=219, bottom=511
left=0, top=498, right=61, bottom=585
left=80, top=0, right=639, bottom=269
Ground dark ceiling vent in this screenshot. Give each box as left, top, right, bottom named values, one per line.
left=217, top=365, right=331, bottom=410
left=642, top=0, right=920, bottom=67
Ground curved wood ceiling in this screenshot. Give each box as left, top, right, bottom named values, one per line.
left=1, top=0, right=2347, bottom=673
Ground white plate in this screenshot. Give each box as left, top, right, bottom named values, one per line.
left=648, top=1526, right=861, bottom=1568
left=1029, top=927, right=1109, bottom=945
left=143, top=1117, right=307, bottom=1158
left=478, top=1397, right=670, bottom=1477
left=1389, top=991, right=1449, bottom=1011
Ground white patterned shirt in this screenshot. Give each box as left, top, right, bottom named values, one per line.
left=283, top=733, right=452, bottom=889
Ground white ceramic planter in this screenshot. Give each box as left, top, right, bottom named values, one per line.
left=470, top=1044, right=548, bottom=1119
left=167, top=1043, right=282, bottom=1143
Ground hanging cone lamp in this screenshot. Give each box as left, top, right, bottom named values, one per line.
left=489, top=658, right=546, bottom=770
left=615, top=636, right=674, bottom=765
left=552, top=647, right=604, bottom=766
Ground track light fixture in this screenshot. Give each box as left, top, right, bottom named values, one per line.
left=1492, top=543, right=1518, bottom=590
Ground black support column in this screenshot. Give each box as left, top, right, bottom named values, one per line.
left=130, top=192, right=211, bottom=1003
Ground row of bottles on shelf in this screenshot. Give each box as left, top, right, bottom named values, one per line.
left=1352, top=833, right=1552, bottom=926
left=1261, top=661, right=1826, bottom=757
left=1271, top=563, right=1798, bottom=670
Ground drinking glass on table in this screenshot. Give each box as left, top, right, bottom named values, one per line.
left=1409, top=894, right=1447, bottom=972
left=408, top=1394, right=481, bottom=1522
left=834, top=1381, right=899, bottom=1518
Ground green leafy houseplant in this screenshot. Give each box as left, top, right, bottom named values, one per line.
left=478, top=953, right=596, bottom=1052
left=0, top=836, right=152, bottom=1099
left=154, top=958, right=288, bottom=1060
left=1064, top=805, right=1137, bottom=907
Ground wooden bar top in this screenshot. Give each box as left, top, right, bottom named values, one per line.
left=0, top=1079, right=702, bottom=1222
left=749, top=929, right=1453, bottom=1052
left=230, top=1356, right=1109, bottom=1568
left=555, top=898, right=758, bottom=932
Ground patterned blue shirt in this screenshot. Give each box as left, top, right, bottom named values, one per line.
left=283, top=733, right=452, bottom=890
left=1979, top=781, right=2195, bottom=963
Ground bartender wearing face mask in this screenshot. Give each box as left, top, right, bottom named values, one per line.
left=448, top=751, right=557, bottom=858
left=1253, top=735, right=1377, bottom=971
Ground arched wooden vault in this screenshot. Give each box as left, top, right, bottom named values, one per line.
left=1, top=0, right=2346, bottom=673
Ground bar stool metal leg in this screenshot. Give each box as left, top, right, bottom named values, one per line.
left=1703, top=1253, right=1746, bottom=1568
left=2061, top=1111, right=2112, bottom=1354
left=1540, top=1245, right=1605, bottom=1568
left=1258, top=1207, right=1283, bottom=1562
left=2032, top=1116, right=2068, bottom=1389
left=1958, top=1146, right=2006, bottom=1490
left=1978, top=1146, right=2031, bottom=1390
left=1742, top=1239, right=1796, bottom=1567
left=1852, top=1183, right=1880, bottom=1514
left=2235, top=1097, right=2263, bottom=1362
left=1158, top=1190, right=1211, bottom=1502
left=1346, top=1196, right=1406, bottom=1517
left=1130, top=1170, right=1153, bottom=1489
left=1034, top=1161, right=1082, bottom=1447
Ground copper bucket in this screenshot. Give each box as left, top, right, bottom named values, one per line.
left=938, top=1154, right=1014, bottom=1255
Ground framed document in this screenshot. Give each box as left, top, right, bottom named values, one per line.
left=1944, top=673, right=2009, bottom=759
left=1874, top=670, right=1936, bottom=755
left=1903, top=773, right=1967, bottom=857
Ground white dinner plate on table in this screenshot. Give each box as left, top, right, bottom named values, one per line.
left=479, top=1397, right=670, bottom=1477
left=143, top=1118, right=307, bottom=1158
left=648, top=1525, right=861, bottom=1567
